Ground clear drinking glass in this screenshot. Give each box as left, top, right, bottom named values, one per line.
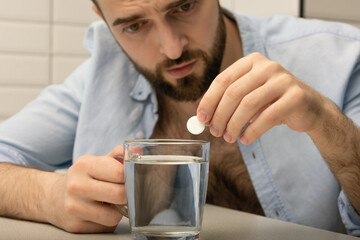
left=118, top=139, right=210, bottom=240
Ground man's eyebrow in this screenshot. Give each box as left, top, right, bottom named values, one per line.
left=111, top=0, right=188, bottom=26
left=112, top=14, right=145, bottom=26
left=162, top=0, right=188, bottom=12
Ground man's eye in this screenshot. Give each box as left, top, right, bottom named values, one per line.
left=124, top=22, right=143, bottom=33
left=176, top=2, right=195, bottom=13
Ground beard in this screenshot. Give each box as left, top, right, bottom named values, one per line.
left=128, top=10, right=226, bottom=102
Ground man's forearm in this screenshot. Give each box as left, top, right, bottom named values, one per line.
left=308, top=100, right=360, bottom=213
left=0, top=163, right=61, bottom=223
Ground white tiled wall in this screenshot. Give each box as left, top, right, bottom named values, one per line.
left=0, top=0, right=99, bottom=122
left=221, top=0, right=360, bottom=28
left=304, top=0, right=360, bottom=28
left=220, top=0, right=300, bottom=17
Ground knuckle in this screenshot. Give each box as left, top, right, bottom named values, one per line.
left=291, top=85, right=306, bottom=101
left=249, top=52, right=263, bottom=59
left=263, top=61, right=282, bottom=73
left=77, top=155, right=91, bottom=163
left=264, top=108, right=280, bottom=123
left=215, top=70, right=233, bottom=87
left=66, top=166, right=76, bottom=176
left=246, top=126, right=260, bottom=139
left=64, top=199, right=79, bottom=215
left=66, top=181, right=82, bottom=195
left=276, top=73, right=293, bottom=86
left=72, top=155, right=92, bottom=170
left=225, top=84, right=242, bottom=102
left=241, top=94, right=258, bottom=110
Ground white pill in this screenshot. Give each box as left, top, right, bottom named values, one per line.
left=187, top=116, right=205, bottom=135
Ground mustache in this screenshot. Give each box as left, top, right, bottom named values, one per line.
left=160, top=50, right=208, bottom=69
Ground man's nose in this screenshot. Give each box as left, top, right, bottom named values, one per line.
left=158, top=22, right=188, bottom=60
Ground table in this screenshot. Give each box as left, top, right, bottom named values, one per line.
left=0, top=204, right=357, bottom=240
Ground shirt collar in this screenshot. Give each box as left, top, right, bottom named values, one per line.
left=129, top=74, right=154, bottom=102
left=233, top=12, right=267, bottom=57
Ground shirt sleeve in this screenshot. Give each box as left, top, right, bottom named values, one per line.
left=338, top=190, right=360, bottom=236
left=0, top=59, right=91, bottom=171
left=343, top=57, right=360, bottom=126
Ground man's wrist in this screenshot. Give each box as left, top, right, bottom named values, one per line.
left=306, top=98, right=342, bottom=143
left=39, top=171, right=64, bottom=224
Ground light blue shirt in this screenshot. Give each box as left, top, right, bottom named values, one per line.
left=0, top=11, right=359, bottom=235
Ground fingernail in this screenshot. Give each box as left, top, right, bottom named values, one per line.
left=240, top=134, right=249, bottom=145
left=210, top=125, right=219, bottom=136
left=224, top=132, right=233, bottom=142
left=114, top=155, right=124, bottom=163
left=197, top=109, right=207, bottom=122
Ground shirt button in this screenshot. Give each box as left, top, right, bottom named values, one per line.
left=274, top=208, right=280, bottom=217
left=136, top=131, right=145, bottom=139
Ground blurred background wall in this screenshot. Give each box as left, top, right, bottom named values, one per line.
left=0, top=0, right=359, bottom=122
left=0, top=0, right=98, bottom=122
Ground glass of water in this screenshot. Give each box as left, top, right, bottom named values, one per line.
left=119, top=139, right=210, bottom=240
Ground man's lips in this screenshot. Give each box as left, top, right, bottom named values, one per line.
left=167, top=60, right=197, bottom=79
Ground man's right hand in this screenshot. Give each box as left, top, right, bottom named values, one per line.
left=46, top=145, right=126, bottom=233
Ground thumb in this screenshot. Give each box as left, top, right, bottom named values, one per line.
left=107, top=145, right=124, bottom=163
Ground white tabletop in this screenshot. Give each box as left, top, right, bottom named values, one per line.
left=0, top=204, right=357, bottom=240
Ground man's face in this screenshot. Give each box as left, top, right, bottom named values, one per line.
left=96, top=0, right=226, bottom=101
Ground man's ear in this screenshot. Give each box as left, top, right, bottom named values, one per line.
left=92, top=4, right=103, bottom=19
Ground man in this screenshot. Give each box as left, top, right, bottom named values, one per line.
left=0, top=0, right=359, bottom=235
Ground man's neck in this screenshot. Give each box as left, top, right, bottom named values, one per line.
left=157, top=93, right=200, bottom=119
left=221, top=11, right=243, bottom=72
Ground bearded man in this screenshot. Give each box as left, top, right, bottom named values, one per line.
left=0, top=0, right=359, bottom=236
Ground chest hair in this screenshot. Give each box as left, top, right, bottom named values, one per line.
left=150, top=97, right=264, bottom=215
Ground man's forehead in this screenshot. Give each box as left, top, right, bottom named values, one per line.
left=99, top=0, right=191, bottom=25
left=99, top=0, right=186, bottom=9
